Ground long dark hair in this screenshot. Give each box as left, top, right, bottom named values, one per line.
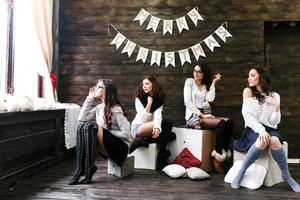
left=249, top=66, right=272, bottom=104
left=135, top=76, right=166, bottom=112
left=98, top=79, right=123, bottom=130
left=196, top=62, right=212, bottom=89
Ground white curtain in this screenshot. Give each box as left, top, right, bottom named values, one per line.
left=0, top=1, right=8, bottom=96
left=14, top=0, right=55, bottom=101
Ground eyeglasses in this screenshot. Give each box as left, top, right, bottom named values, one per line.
left=193, top=70, right=203, bottom=74
left=95, top=85, right=104, bottom=90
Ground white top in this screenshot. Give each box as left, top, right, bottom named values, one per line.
left=183, top=78, right=215, bottom=120
left=242, top=92, right=281, bottom=134
left=131, top=98, right=163, bottom=134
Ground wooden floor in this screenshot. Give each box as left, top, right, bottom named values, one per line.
left=1, top=158, right=300, bottom=200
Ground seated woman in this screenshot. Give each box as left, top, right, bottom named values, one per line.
left=184, top=63, right=234, bottom=173
left=129, top=76, right=175, bottom=168
left=69, top=79, right=131, bottom=185
left=231, top=66, right=300, bottom=192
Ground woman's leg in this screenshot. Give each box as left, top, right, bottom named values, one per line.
left=231, top=139, right=267, bottom=189
left=96, top=127, right=108, bottom=157
left=81, top=122, right=98, bottom=184
left=137, top=121, right=155, bottom=137
left=129, top=122, right=154, bottom=153
left=69, top=123, right=86, bottom=185
left=270, top=136, right=300, bottom=192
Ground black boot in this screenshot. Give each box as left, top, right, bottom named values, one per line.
left=129, top=137, right=151, bottom=153
left=81, top=122, right=98, bottom=184
left=69, top=123, right=86, bottom=185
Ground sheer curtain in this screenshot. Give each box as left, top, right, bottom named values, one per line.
left=14, top=0, right=55, bottom=101
left=0, top=1, right=8, bottom=96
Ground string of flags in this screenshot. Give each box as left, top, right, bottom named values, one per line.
left=134, top=7, right=204, bottom=35
left=109, top=22, right=232, bottom=67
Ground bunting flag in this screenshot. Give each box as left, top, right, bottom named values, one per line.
left=134, top=7, right=204, bottom=36
left=109, top=22, right=232, bottom=67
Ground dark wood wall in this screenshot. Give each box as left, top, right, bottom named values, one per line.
left=58, top=0, right=300, bottom=157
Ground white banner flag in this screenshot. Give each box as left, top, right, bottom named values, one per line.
left=176, top=16, right=189, bottom=33
left=204, top=35, right=220, bottom=52
left=134, top=9, right=150, bottom=26
left=151, top=51, right=162, bottom=66
left=215, top=26, right=232, bottom=42
left=147, top=16, right=160, bottom=32
left=187, top=8, right=204, bottom=26
left=191, top=43, right=206, bottom=60
left=121, top=40, right=136, bottom=58
left=163, top=20, right=173, bottom=35
left=136, top=47, right=149, bottom=63
left=179, top=49, right=191, bottom=66
left=110, top=33, right=126, bottom=49
left=165, top=52, right=175, bottom=67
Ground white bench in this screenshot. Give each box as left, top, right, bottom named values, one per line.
left=130, top=143, right=158, bottom=170
left=233, top=141, right=288, bottom=186
left=167, top=127, right=215, bottom=172
left=107, top=156, right=134, bottom=178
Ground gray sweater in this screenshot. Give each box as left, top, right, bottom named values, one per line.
left=78, top=96, right=131, bottom=146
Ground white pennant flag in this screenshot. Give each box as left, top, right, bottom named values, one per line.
left=121, top=40, right=136, bottom=58
left=151, top=51, right=162, bottom=66
left=110, top=33, right=126, bottom=49
left=136, top=47, right=149, bottom=63
left=165, top=52, right=175, bottom=67
left=179, top=49, right=191, bottom=66
left=187, top=8, right=204, bottom=26
left=204, top=35, right=220, bottom=52
left=176, top=16, right=189, bottom=33
left=215, top=25, right=233, bottom=42
left=191, top=43, right=206, bottom=60
left=163, top=20, right=173, bottom=35
left=134, top=9, right=150, bottom=26
left=147, top=16, right=160, bottom=32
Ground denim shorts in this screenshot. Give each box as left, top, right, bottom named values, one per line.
left=131, top=124, right=141, bottom=138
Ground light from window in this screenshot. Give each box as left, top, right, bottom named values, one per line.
left=0, top=0, right=8, bottom=96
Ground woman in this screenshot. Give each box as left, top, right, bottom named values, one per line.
left=184, top=63, right=234, bottom=173
left=231, top=67, right=300, bottom=192
left=69, top=79, right=131, bottom=185
left=129, top=76, right=175, bottom=169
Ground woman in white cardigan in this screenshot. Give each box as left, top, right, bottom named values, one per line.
left=184, top=63, right=234, bottom=173
left=231, top=67, right=300, bottom=192
left=130, top=76, right=175, bottom=168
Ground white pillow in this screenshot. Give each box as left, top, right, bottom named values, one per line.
left=186, top=167, right=210, bottom=180
left=162, top=164, right=186, bottom=179
left=224, top=160, right=267, bottom=189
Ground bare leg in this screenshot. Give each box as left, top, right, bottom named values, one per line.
left=136, top=121, right=154, bottom=137
left=96, top=127, right=108, bottom=157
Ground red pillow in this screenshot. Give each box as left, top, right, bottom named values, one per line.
left=172, top=148, right=202, bottom=168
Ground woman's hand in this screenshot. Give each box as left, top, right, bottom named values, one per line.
left=201, top=114, right=215, bottom=119
left=152, top=128, right=160, bottom=138
left=265, top=96, right=279, bottom=107
left=259, top=130, right=270, bottom=145
left=212, top=73, right=221, bottom=83
left=88, top=87, right=96, bottom=98
left=147, top=96, right=153, bottom=104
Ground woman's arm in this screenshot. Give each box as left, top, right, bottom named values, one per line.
left=153, top=105, right=163, bottom=133
left=135, top=98, right=151, bottom=122
left=78, top=96, right=97, bottom=122
left=110, top=112, right=131, bottom=139
left=183, top=78, right=201, bottom=116
left=206, top=86, right=215, bottom=102
left=267, top=93, right=281, bottom=126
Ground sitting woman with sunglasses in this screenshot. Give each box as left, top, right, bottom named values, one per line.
left=183, top=63, right=234, bottom=173
left=69, top=79, right=131, bottom=185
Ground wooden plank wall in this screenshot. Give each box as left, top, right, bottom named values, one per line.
left=58, top=0, right=300, bottom=157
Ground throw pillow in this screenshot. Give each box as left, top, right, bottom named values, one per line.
left=186, top=167, right=210, bottom=180
left=162, top=164, right=186, bottom=179
left=224, top=160, right=267, bottom=189
left=172, top=147, right=202, bottom=168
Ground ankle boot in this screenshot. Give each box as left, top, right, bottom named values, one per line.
left=69, top=123, right=86, bottom=185
left=81, top=123, right=98, bottom=184
left=129, top=137, right=151, bottom=153
left=211, top=150, right=226, bottom=174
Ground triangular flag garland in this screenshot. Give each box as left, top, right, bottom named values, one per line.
left=108, top=22, right=232, bottom=67
left=134, top=7, right=204, bottom=36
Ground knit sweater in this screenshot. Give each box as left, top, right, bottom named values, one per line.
left=183, top=78, right=215, bottom=120
left=242, top=92, right=281, bottom=134
left=78, top=96, right=131, bottom=146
